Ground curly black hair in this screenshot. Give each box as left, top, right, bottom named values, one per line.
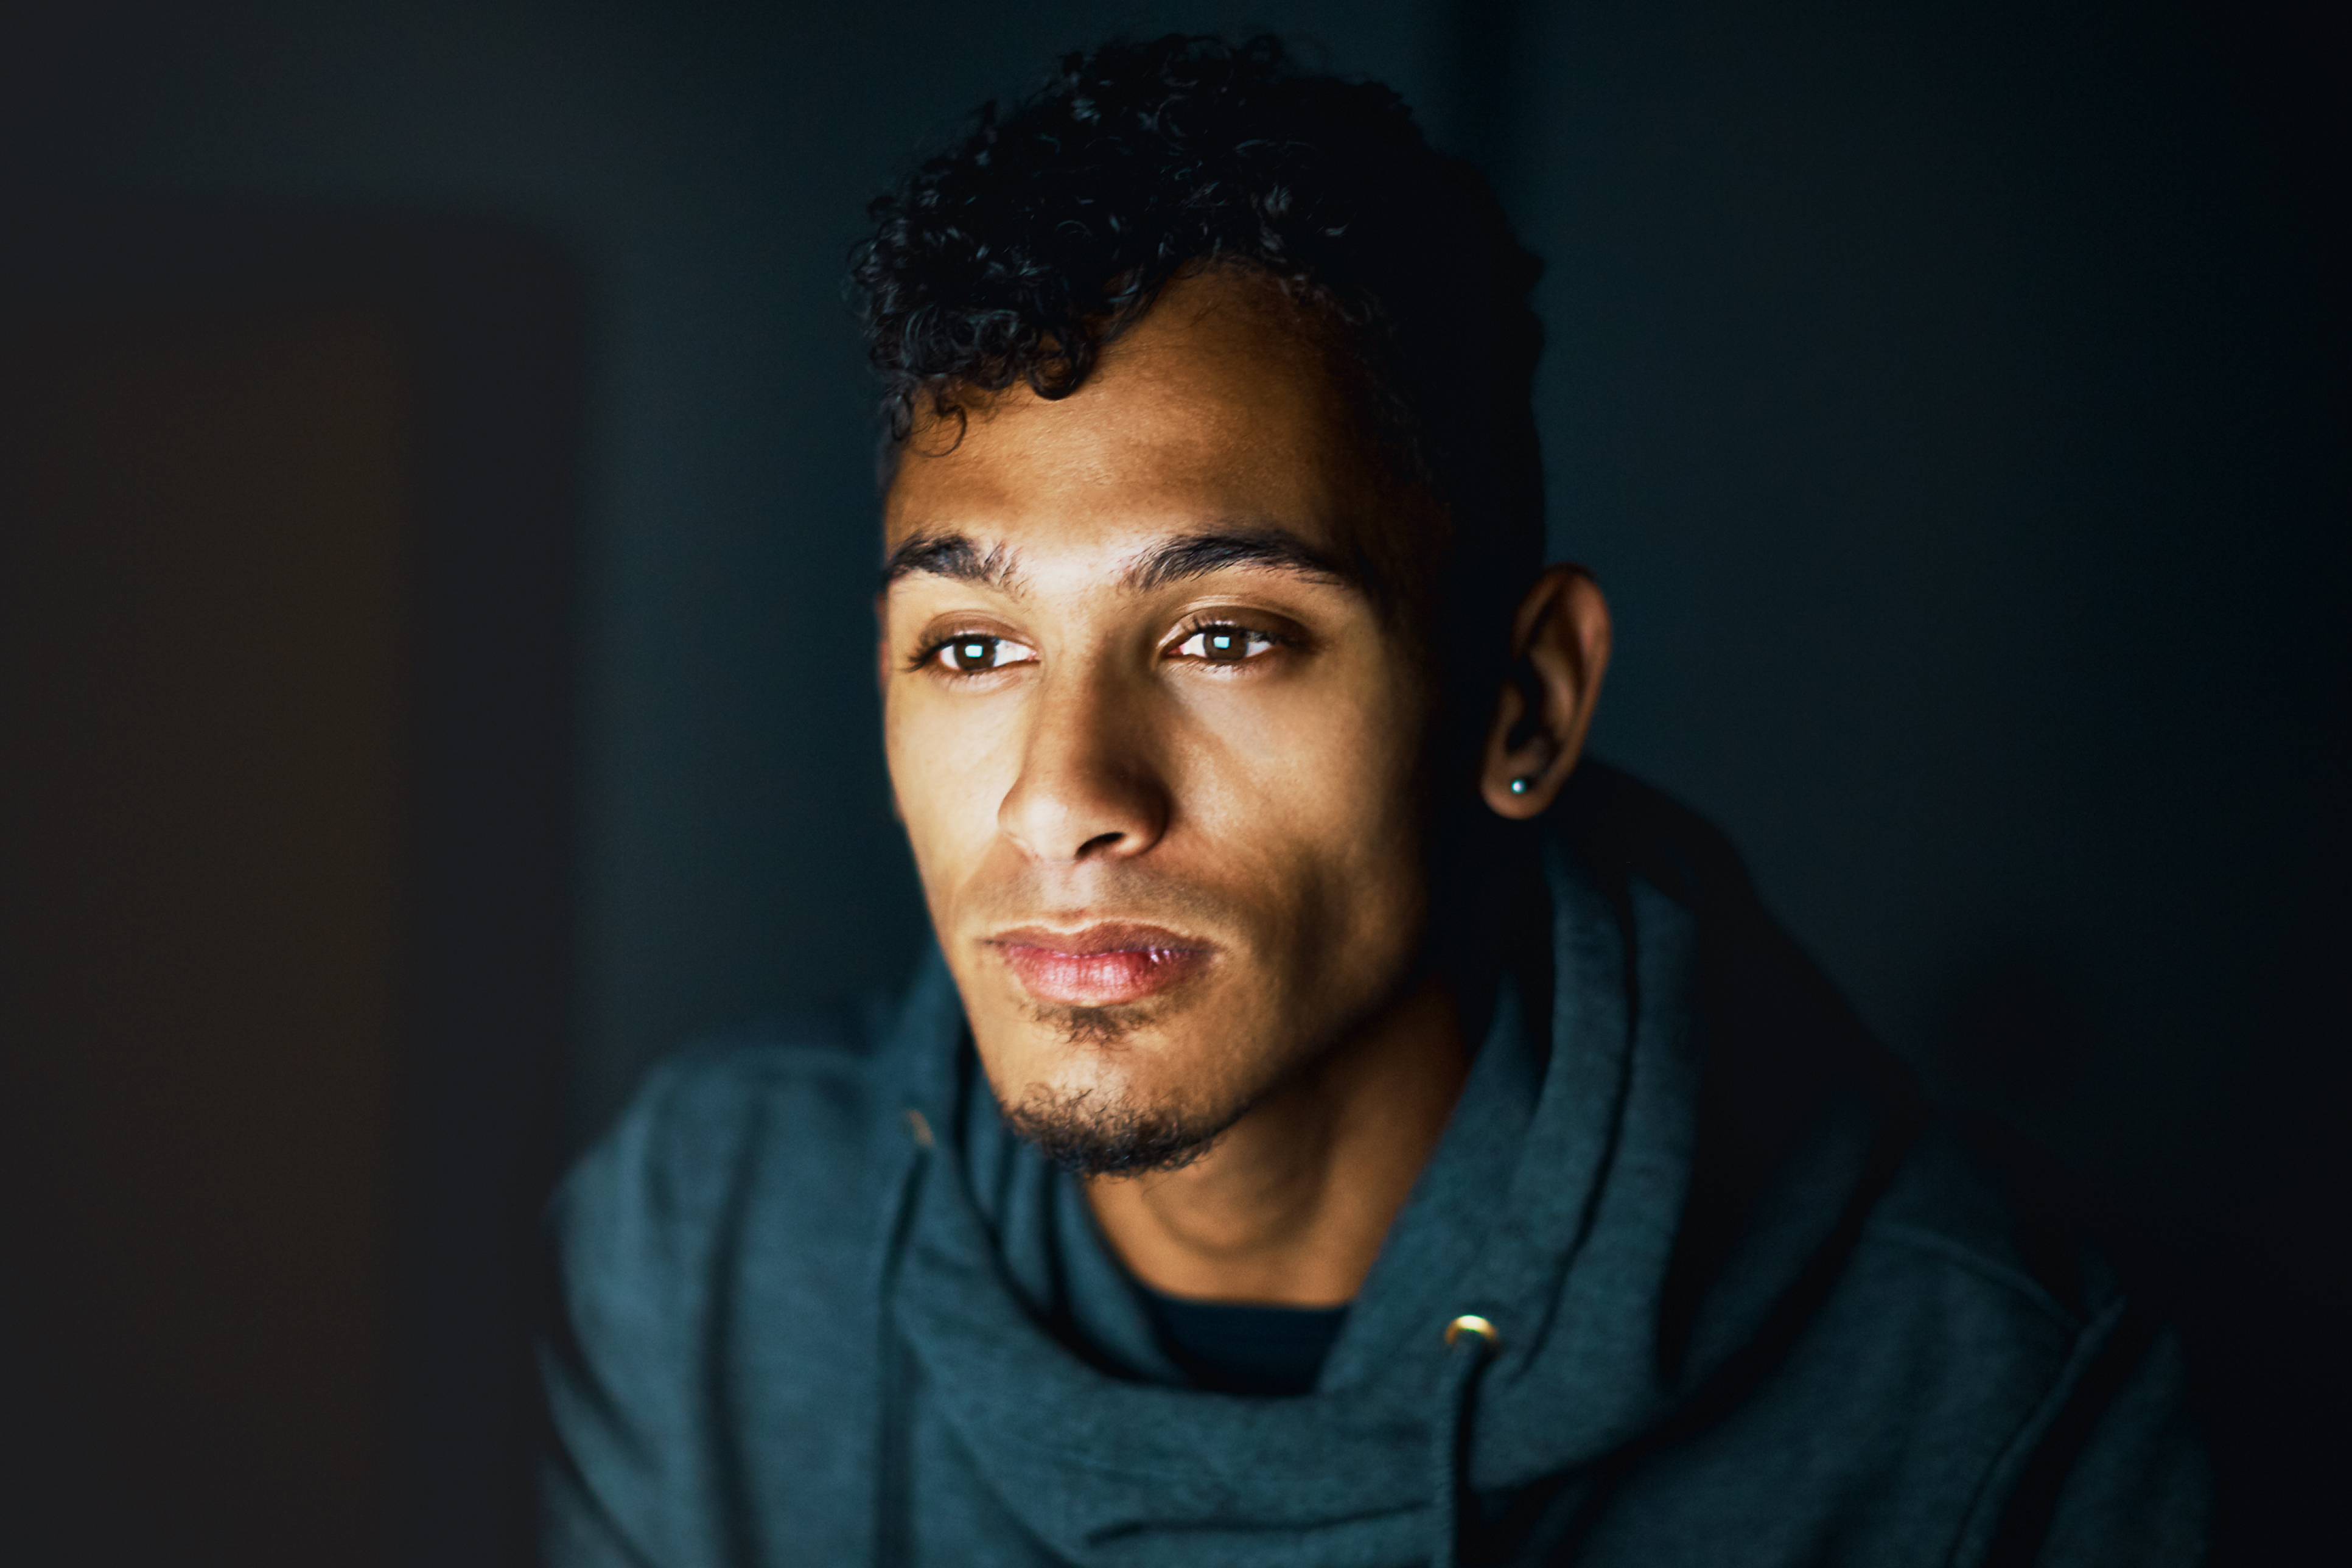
left=851, top=33, right=1547, bottom=656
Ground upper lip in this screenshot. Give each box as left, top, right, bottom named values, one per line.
left=987, top=922, right=1211, bottom=956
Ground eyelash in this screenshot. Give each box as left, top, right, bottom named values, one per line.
left=1167, top=615, right=1289, bottom=665
left=911, top=617, right=1293, bottom=676
left=909, top=633, right=1030, bottom=675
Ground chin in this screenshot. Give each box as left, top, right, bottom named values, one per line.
left=996, top=1073, right=1239, bottom=1177
left=982, top=991, right=1293, bottom=1145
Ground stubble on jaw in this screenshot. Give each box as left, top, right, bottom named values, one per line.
left=999, top=1082, right=1236, bottom=1177
left=995, top=998, right=1250, bottom=1176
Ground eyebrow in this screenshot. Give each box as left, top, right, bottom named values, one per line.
left=880, top=532, right=1023, bottom=594
left=880, top=526, right=1362, bottom=598
left=1119, top=529, right=1360, bottom=593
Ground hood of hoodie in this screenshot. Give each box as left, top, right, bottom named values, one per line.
left=879, top=763, right=1916, bottom=1568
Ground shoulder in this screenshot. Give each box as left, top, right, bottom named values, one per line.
left=537, top=992, right=948, bottom=1565
left=1556, top=764, right=2207, bottom=1556
left=1867, top=1115, right=2141, bottom=1332
left=549, top=1003, right=912, bottom=1275
left=536, top=1001, right=926, bottom=1497
left=1858, top=1119, right=2209, bottom=1562
left=543, top=954, right=967, bottom=1335
left=1560, top=761, right=2150, bottom=1330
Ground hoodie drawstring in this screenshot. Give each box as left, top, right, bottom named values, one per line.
left=1431, top=1314, right=1500, bottom=1568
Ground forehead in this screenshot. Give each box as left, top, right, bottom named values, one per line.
left=882, top=271, right=1381, bottom=565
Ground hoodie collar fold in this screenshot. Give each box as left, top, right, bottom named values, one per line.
left=880, top=798, right=1902, bottom=1564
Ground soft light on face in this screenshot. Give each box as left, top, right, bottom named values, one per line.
left=879, top=271, right=1438, bottom=1172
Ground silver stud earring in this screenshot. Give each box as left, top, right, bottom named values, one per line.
left=1509, top=775, right=1536, bottom=796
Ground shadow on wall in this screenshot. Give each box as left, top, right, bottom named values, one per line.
left=0, top=211, right=579, bottom=1568
left=1932, top=951, right=2101, bottom=1127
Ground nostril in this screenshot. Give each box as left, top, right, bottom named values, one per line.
left=1076, top=830, right=1125, bottom=858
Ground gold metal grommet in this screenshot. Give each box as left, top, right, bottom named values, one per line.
left=903, top=1108, right=934, bottom=1149
left=1444, top=1314, right=1499, bottom=1351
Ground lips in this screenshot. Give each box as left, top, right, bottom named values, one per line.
left=989, top=923, right=1213, bottom=1007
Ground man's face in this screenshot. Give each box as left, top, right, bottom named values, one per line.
left=880, top=270, right=1437, bottom=1171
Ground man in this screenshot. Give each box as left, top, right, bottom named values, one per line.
left=540, top=36, right=2207, bottom=1566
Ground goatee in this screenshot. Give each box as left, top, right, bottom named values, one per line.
left=999, top=1084, right=1236, bottom=1177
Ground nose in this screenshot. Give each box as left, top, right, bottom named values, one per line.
left=996, top=663, right=1170, bottom=864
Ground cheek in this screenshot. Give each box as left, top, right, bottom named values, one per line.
left=1178, top=642, right=1422, bottom=804
left=884, top=685, right=1024, bottom=899
left=1172, top=666, right=1429, bottom=906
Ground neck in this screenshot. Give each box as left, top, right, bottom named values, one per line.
left=1083, top=975, right=1470, bottom=1307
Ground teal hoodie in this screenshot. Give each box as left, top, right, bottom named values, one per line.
left=539, top=766, right=2207, bottom=1566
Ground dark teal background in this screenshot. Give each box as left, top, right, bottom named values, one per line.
left=2, top=1, right=2336, bottom=1560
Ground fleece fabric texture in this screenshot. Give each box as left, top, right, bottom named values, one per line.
left=538, top=766, right=2209, bottom=1567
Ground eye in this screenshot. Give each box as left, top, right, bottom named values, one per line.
left=930, top=634, right=1035, bottom=674
left=1172, top=623, right=1278, bottom=664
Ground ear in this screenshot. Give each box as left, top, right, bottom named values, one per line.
left=1479, top=565, right=1612, bottom=819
